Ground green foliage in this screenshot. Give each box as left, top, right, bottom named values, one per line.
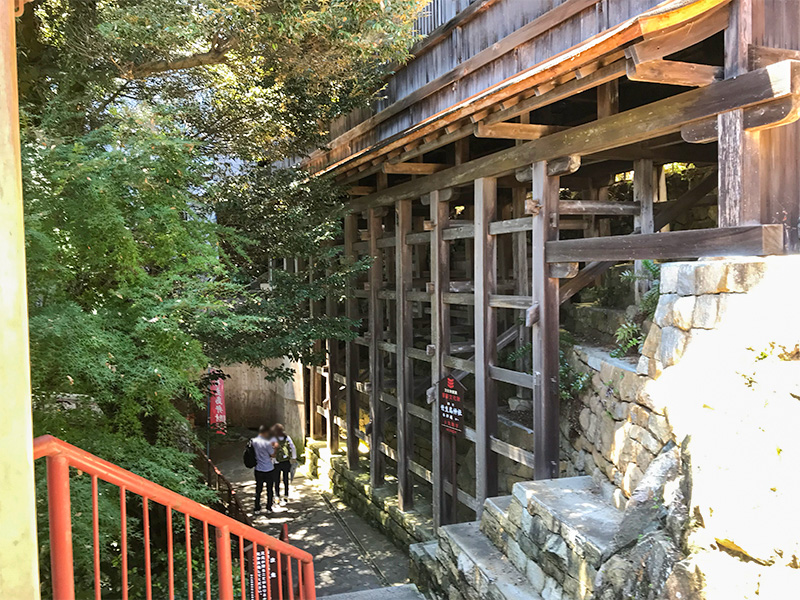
left=620, top=259, right=661, bottom=322
left=501, top=333, right=590, bottom=402
left=19, top=0, right=426, bottom=160
left=558, top=332, right=590, bottom=401
left=34, top=403, right=218, bottom=598
left=610, top=319, right=644, bottom=358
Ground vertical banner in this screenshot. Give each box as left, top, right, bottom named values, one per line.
left=209, top=378, right=226, bottom=434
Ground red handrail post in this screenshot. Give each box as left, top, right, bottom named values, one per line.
left=301, top=561, right=316, bottom=600
left=216, top=525, right=234, bottom=600
left=47, top=454, right=76, bottom=600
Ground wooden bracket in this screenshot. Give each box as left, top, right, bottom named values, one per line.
left=627, top=59, right=723, bottom=87
left=383, top=162, right=449, bottom=175
left=474, top=122, right=565, bottom=140
left=525, top=198, right=541, bottom=216
left=681, top=95, right=800, bottom=143
left=525, top=303, right=540, bottom=327
left=547, top=155, right=581, bottom=176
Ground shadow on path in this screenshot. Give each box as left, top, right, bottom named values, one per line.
left=211, top=436, right=409, bottom=597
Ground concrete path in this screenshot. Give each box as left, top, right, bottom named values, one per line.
left=211, top=437, right=410, bottom=597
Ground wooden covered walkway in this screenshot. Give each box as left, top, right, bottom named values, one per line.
left=298, top=0, right=800, bottom=529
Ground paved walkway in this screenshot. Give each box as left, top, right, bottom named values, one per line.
left=211, top=437, right=410, bottom=597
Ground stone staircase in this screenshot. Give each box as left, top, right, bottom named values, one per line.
left=410, top=476, right=624, bottom=600
left=323, top=583, right=425, bottom=599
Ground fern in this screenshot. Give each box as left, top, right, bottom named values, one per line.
left=611, top=319, right=643, bottom=358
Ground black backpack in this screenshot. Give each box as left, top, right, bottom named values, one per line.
left=243, top=440, right=256, bottom=468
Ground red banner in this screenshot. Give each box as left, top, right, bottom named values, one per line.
left=209, top=378, right=226, bottom=433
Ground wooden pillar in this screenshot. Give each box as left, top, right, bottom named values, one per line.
left=344, top=214, right=360, bottom=470
left=0, top=2, right=41, bottom=596
left=368, top=207, right=385, bottom=488
left=309, top=261, right=323, bottom=440
left=325, top=263, right=340, bottom=454
left=718, top=0, right=762, bottom=226
left=430, top=190, right=450, bottom=528
left=395, top=198, right=414, bottom=510
left=633, top=159, right=657, bottom=302
left=531, top=161, right=561, bottom=480
left=474, top=177, right=498, bottom=515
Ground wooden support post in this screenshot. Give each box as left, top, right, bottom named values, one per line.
left=597, top=80, right=619, bottom=119
left=368, top=207, right=385, bottom=488
left=430, top=190, right=450, bottom=528
left=344, top=214, right=360, bottom=470
left=395, top=198, right=414, bottom=511
left=531, top=161, right=561, bottom=480
left=309, top=261, right=323, bottom=440
left=512, top=186, right=531, bottom=398
left=633, top=159, right=657, bottom=302
left=474, top=177, right=498, bottom=515
left=719, top=0, right=762, bottom=226
left=325, top=263, right=340, bottom=454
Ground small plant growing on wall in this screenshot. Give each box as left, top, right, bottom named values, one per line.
left=610, top=260, right=661, bottom=358
left=503, top=332, right=590, bottom=401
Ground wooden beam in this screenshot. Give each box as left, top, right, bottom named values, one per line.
left=368, top=207, right=385, bottom=488
left=559, top=200, right=640, bottom=215
left=625, top=5, right=730, bottom=65
left=350, top=60, right=800, bottom=212
left=395, top=198, right=414, bottom=511
left=654, top=169, right=718, bottom=228
left=348, top=186, right=376, bottom=196
left=681, top=95, right=800, bottom=143
left=627, top=59, right=724, bottom=87
left=474, top=177, right=498, bottom=515
left=546, top=224, right=785, bottom=262
left=484, top=60, right=627, bottom=126
left=531, top=161, right=561, bottom=481
left=474, top=122, right=564, bottom=140
left=430, top=189, right=450, bottom=529
left=344, top=214, right=360, bottom=470
left=749, top=45, right=800, bottom=70
left=383, top=162, right=449, bottom=175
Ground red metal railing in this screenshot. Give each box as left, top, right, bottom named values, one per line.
left=34, top=435, right=316, bottom=600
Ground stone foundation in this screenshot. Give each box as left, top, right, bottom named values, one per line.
left=305, top=440, right=435, bottom=551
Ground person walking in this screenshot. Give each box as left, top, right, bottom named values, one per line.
left=271, top=423, right=297, bottom=504
left=252, top=424, right=277, bottom=514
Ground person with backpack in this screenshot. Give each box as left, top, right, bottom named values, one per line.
left=270, top=423, right=297, bottom=503
left=244, top=424, right=278, bottom=514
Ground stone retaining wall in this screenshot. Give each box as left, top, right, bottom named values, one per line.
left=560, top=258, right=778, bottom=506
left=305, top=441, right=435, bottom=551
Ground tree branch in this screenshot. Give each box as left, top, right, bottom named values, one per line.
left=124, top=37, right=239, bottom=80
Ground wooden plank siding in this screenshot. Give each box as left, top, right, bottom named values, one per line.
left=305, top=0, right=733, bottom=178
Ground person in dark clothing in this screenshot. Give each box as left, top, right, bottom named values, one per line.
left=252, top=424, right=277, bottom=514
left=270, top=423, right=297, bottom=503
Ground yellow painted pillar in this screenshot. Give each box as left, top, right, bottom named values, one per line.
left=0, top=0, right=41, bottom=597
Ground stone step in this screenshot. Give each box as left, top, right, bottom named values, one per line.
left=506, top=476, right=624, bottom=600
left=322, top=583, right=424, bottom=600
left=480, top=495, right=513, bottom=554
left=438, top=521, right=545, bottom=600
left=409, top=540, right=442, bottom=594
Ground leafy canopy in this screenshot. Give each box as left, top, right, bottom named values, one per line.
left=19, top=0, right=423, bottom=432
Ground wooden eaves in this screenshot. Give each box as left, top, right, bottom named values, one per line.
left=306, top=0, right=735, bottom=185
